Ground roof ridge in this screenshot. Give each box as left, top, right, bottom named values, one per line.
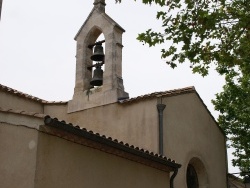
left=119, top=86, right=196, bottom=104
left=0, top=83, right=67, bottom=104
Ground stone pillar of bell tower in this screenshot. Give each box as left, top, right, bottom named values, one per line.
left=68, top=0, right=129, bottom=112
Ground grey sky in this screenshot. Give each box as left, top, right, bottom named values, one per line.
left=0, top=0, right=238, bottom=173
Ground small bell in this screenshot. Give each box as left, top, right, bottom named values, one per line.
left=90, top=65, right=103, bottom=86
left=91, top=44, right=104, bottom=61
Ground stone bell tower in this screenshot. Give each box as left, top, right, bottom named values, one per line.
left=68, top=0, right=129, bottom=112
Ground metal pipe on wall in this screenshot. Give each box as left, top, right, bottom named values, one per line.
left=157, top=100, right=179, bottom=188
left=170, top=169, right=178, bottom=188
left=157, top=99, right=166, bottom=156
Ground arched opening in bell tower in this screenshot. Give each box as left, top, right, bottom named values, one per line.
left=90, top=33, right=105, bottom=88
left=85, top=27, right=106, bottom=89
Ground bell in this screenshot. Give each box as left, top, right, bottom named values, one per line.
left=90, top=66, right=103, bottom=86
left=91, top=44, right=104, bottom=61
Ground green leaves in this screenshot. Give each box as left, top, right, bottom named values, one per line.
left=213, top=70, right=250, bottom=171
left=136, top=0, right=250, bottom=77
left=137, top=29, right=164, bottom=46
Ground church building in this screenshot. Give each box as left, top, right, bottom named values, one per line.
left=0, top=0, right=228, bottom=187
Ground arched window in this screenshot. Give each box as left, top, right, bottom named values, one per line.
left=186, top=157, right=209, bottom=188
left=186, top=164, right=199, bottom=188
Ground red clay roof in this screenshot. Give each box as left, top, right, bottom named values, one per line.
left=0, top=84, right=67, bottom=104
left=119, top=86, right=196, bottom=104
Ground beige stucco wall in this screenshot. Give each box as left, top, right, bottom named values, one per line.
left=162, top=93, right=227, bottom=188
left=0, top=113, right=171, bottom=188
left=0, top=122, right=39, bottom=188
left=44, top=92, right=227, bottom=188
left=0, top=90, right=43, bottom=113
left=43, top=103, right=68, bottom=118
left=35, top=131, right=170, bottom=188
left=1, top=89, right=227, bottom=187
left=44, top=99, right=159, bottom=152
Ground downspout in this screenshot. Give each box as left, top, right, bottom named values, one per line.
left=170, top=169, right=178, bottom=188
left=157, top=98, right=166, bottom=155
left=157, top=99, right=179, bottom=188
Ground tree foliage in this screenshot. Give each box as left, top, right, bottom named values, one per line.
left=116, top=0, right=250, bottom=171
left=212, top=63, right=250, bottom=171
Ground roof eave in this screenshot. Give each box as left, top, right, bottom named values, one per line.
left=43, top=116, right=181, bottom=171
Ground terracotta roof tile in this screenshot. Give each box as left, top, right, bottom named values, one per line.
left=118, top=86, right=196, bottom=104
left=0, top=84, right=67, bottom=104
left=0, top=107, right=46, bottom=118
left=44, top=116, right=181, bottom=171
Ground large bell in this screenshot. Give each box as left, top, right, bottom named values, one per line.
left=91, top=44, right=104, bottom=61
left=90, top=66, right=103, bottom=86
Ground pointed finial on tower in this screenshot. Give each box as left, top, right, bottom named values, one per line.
left=94, top=0, right=106, bottom=12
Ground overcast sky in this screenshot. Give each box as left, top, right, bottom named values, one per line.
left=0, top=0, right=239, bottom=173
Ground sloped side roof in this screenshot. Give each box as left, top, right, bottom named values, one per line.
left=0, top=106, right=181, bottom=171
left=0, top=84, right=67, bottom=104
left=43, top=115, right=181, bottom=172
left=228, top=174, right=245, bottom=188
left=74, top=7, right=125, bottom=40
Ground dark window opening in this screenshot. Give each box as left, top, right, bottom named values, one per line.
left=186, top=164, right=199, bottom=188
